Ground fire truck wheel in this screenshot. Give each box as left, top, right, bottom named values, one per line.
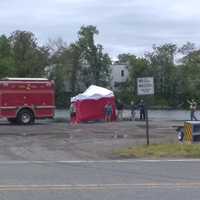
left=7, top=118, right=17, bottom=124
left=17, top=109, right=35, bottom=125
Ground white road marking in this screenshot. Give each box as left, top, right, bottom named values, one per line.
left=0, top=159, right=199, bottom=164
left=0, top=183, right=198, bottom=191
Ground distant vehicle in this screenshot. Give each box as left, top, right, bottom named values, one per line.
left=0, top=78, right=55, bottom=125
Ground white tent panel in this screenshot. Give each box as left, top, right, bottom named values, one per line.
left=71, top=85, right=114, bottom=102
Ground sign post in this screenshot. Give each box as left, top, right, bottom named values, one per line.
left=137, top=77, right=154, bottom=145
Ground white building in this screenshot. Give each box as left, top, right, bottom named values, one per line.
left=110, top=64, right=129, bottom=90
left=46, top=63, right=130, bottom=92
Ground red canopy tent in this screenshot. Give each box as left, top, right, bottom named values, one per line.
left=71, top=85, right=116, bottom=123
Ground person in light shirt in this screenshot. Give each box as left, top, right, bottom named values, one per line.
left=187, top=99, right=198, bottom=121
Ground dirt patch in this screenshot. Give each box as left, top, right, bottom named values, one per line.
left=0, top=119, right=180, bottom=160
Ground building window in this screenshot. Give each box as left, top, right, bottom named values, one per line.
left=121, top=70, right=124, bottom=77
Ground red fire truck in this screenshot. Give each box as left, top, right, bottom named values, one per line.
left=0, top=78, right=55, bottom=125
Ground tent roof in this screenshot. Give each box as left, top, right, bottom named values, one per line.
left=71, top=85, right=114, bottom=102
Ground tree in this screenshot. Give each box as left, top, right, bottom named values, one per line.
left=78, top=25, right=111, bottom=87
left=48, top=39, right=82, bottom=107
left=129, top=56, right=152, bottom=95
left=180, top=48, right=200, bottom=102
left=68, top=43, right=82, bottom=94
left=0, top=35, right=15, bottom=78
left=117, top=53, right=135, bottom=64
left=48, top=39, right=70, bottom=107
left=9, top=30, right=49, bottom=77
left=145, top=43, right=178, bottom=105
left=178, top=42, right=196, bottom=55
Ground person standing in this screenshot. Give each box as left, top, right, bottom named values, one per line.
left=107, top=103, right=113, bottom=122
left=116, top=100, right=124, bottom=121
left=69, top=103, right=77, bottom=124
left=104, top=103, right=109, bottom=122
left=187, top=99, right=198, bottom=121
left=130, top=101, right=136, bottom=121
left=104, top=102, right=113, bottom=122
left=138, top=99, right=145, bottom=120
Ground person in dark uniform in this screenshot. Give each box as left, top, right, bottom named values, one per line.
left=138, top=99, right=145, bottom=120
left=116, top=100, right=124, bottom=121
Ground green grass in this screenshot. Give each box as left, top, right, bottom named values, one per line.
left=114, top=144, right=200, bottom=159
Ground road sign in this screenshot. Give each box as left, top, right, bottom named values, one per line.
left=137, top=77, right=154, bottom=145
left=137, top=77, right=154, bottom=96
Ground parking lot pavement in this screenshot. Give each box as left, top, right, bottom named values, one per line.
left=0, top=120, right=178, bottom=161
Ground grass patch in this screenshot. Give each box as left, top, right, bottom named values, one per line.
left=114, top=144, right=200, bottom=159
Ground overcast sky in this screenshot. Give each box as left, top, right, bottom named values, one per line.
left=1, top=0, right=200, bottom=58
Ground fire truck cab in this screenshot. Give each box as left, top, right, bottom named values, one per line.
left=0, top=78, right=55, bottom=125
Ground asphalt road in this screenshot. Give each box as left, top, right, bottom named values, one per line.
left=0, top=160, right=199, bottom=199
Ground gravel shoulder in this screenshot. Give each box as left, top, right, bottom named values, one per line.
left=0, top=119, right=181, bottom=161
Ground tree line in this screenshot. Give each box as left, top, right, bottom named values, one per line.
left=0, top=25, right=199, bottom=108
left=117, top=42, right=200, bottom=108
